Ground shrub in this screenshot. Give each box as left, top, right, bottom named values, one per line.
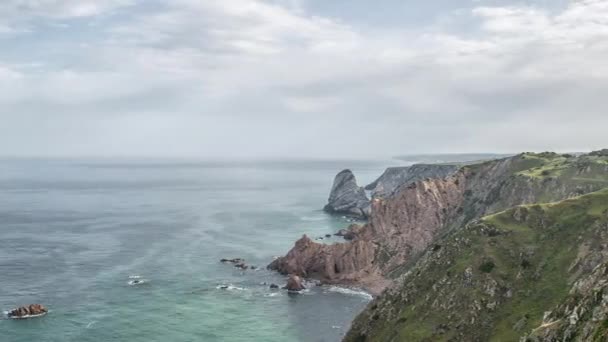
left=479, top=260, right=496, bottom=273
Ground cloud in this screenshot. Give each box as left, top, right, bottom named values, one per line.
left=0, top=0, right=134, bottom=19
left=1, top=0, right=608, bottom=158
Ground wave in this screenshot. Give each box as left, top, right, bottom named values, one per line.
left=300, top=215, right=326, bottom=222
left=216, top=284, right=246, bottom=291
left=326, top=286, right=373, bottom=300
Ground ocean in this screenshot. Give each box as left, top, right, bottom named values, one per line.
left=0, top=158, right=397, bottom=342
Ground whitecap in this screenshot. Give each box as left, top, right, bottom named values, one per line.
left=300, top=215, right=325, bottom=222
left=326, top=286, right=373, bottom=300
left=216, top=284, right=246, bottom=291
left=128, top=275, right=141, bottom=279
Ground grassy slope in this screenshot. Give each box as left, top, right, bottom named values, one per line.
left=346, top=188, right=608, bottom=342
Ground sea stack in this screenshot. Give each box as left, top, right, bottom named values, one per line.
left=323, top=169, right=371, bottom=219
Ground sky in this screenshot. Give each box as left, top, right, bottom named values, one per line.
left=0, top=0, right=607, bottom=159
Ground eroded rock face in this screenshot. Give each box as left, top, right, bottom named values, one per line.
left=365, top=164, right=459, bottom=199
left=323, top=170, right=370, bottom=219
left=270, top=174, right=465, bottom=294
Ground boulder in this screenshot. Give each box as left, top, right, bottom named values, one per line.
left=335, top=228, right=356, bottom=241
left=324, top=169, right=371, bottom=219
left=269, top=283, right=279, bottom=289
left=284, top=275, right=306, bottom=292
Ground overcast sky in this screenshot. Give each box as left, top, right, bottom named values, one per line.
left=0, top=0, right=606, bottom=159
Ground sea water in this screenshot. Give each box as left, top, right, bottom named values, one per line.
left=0, top=158, right=397, bottom=342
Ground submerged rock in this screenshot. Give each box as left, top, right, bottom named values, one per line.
left=284, top=275, right=306, bottom=292
left=323, top=170, right=371, bottom=219
left=221, top=258, right=244, bottom=264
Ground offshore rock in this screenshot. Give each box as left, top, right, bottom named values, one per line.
left=284, top=275, right=306, bottom=292
left=323, top=170, right=370, bottom=219
left=7, top=304, right=48, bottom=318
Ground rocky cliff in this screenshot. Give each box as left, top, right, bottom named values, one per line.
left=525, top=260, right=608, bottom=341
left=344, top=187, right=608, bottom=341
left=270, top=152, right=608, bottom=296
left=365, top=164, right=459, bottom=198
left=323, top=169, right=371, bottom=219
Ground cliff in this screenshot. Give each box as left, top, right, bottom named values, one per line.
left=270, top=152, right=608, bottom=296
left=344, top=187, right=608, bottom=341
left=365, top=164, right=459, bottom=198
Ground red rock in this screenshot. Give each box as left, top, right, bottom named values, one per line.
left=284, top=275, right=305, bottom=292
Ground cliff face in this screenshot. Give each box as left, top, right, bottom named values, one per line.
left=270, top=153, right=608, bottom=295
left=365, top=164, right=459, bottom=199
left=323, top=169, right=371, bottom=219
left=344, top=188, right=608, bottom=342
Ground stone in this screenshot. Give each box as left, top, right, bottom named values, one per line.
left=284, top=275, right=306, bottom=292
left=221, top=258, right=244, bottom=264
left=8, top=304, right=47, bottom=318
left=234, top=263, right=248, bottom=270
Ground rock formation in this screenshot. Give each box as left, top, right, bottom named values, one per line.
left=270, top=152, right=608, bottom=296
left=8, top=304, right=48, bottom=318
left=284, top=275, right=306, bottom=292
left=323, top=169, right=371, bottom=219
left=365, top=164, right=459, bottom=198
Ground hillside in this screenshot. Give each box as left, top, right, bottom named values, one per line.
left=345, top=188, right=608, bottom=341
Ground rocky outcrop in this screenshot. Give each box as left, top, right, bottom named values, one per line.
left=284, top=275, right=306, bottom=292
left=324, top=169, right=371, bottom=219
left=271, top=153, right=608, bottom=296
left=525, top=261, right=608, bottom=341
left=7, top=304, right=48, bottom=318
left=335, top=225, right=358, bottom=240
left=365, top=164, right=459, bottom=198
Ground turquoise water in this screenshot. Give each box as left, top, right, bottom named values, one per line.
left=0, top=158, right=394, bottom=342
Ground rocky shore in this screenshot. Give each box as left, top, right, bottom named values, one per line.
left=270, top=152, right=608, bottom=297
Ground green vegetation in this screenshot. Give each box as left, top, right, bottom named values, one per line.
left=345, top=188, right=608, bottom=342
left=516, top=152, right=608, bottom=182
